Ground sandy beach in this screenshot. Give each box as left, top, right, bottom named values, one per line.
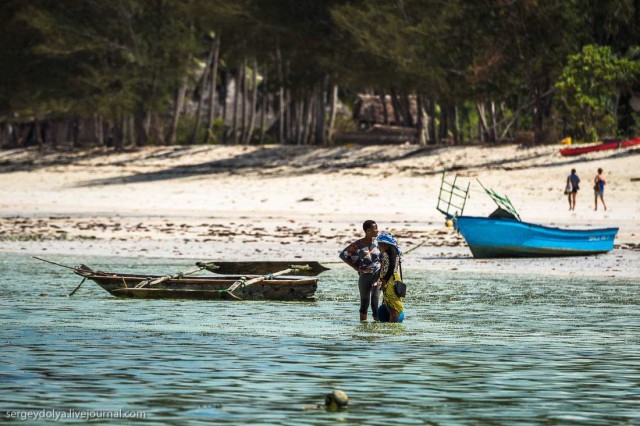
left=1, top=143, right=638, bottom=278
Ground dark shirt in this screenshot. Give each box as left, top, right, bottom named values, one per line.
left=569, top=173, right=580, bottom=190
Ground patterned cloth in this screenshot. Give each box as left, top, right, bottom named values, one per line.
left=339, top=239, right=381, bottom=274
left=378, top=250, right=397, bottom=282
left=376, top=232, right=402, bottom=255
left=382, top=271, right=403, bottom=314
left=380, top=248, right=403, bottom=314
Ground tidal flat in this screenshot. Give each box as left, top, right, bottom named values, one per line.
left=2, top=253, right=639, bottom=424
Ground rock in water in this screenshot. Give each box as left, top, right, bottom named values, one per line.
left=325, top=390, right=348, bottom=411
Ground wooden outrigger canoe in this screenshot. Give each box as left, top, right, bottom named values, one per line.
left=34, top=257, right=327, bottom=301
left=73, top=266, right=318, bottom=300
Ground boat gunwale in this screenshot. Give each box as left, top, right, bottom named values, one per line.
left=76, top=271, right=315, bottom=283
left=454, top=215, right=619, bottom=234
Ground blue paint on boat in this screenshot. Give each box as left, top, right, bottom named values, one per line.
left=454, top=216, right=618, bottom=258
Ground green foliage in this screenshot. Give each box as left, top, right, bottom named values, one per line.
left=207, top=118, right=226, bottom=145
left=334, top=113, right=357, bottom=133
left=2, top=0, right=640, bottom=145
left=555, top=44, right=640, bottom=140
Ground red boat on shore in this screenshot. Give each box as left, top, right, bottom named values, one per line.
left=560, top=137, right=640, bottom=156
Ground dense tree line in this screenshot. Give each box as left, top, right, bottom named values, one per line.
left=1, top=0, right=639, bottom=148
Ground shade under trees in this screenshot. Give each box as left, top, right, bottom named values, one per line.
left=1, top=0, right=639, bottom=148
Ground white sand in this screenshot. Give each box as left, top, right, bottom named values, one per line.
left=1, top=144, right=638, bottom=278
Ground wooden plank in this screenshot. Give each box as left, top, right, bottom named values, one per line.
left=196, top=261, right=329, bottom=276
left=111, top=288, right=241, bottom=300
left=226, top=267, right=296, bottom=294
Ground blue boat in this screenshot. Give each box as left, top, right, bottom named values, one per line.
left=454, top=216, right=618, bottom=258
left=437, top=173, right=619, bottom=258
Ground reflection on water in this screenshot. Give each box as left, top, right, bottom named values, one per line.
left=1, top=253, right=639, bottom=424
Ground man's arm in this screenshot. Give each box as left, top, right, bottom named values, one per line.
left=339, top=242, right=361, bottom=272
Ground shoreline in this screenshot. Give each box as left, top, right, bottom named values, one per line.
left=2, top=144, right=638, bottom=279
left=3, top=213, right=638, bottom=280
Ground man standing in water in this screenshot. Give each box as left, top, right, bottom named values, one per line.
left=339, top=220, right=381, bottom=322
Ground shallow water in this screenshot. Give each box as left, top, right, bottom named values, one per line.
left=1, top=253, right=639, bottom=425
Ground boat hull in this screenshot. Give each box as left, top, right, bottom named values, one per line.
left=560, top=137, right=640, bottom=156
left=454, top=216, right=618, bottom=258
left=77, top=272, right=317, bottom=300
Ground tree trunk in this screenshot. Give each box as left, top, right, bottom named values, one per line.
left=278, top=86, right=285, bottom=144
left=428, top=98, right=437, bottom=144
left=221, top=69, right=229, bottom=143
left=94, top=114, right=104, bottom=146
left=128, top=116, right=135, bottom=147
left=390, top=88, right=402, bottom=125
left=72, top=118, right=81, bottom=148
left=49, top=121, right=58, bottom=149
left=113, top=114, right=123, bottom=151
left=34, top=120, right=43, bottom=150
left=276, top=42, right=285, bottom=144
left=231, top=70, right=240, bottom=144
left=451, top=105, right=460, bottom=145
left=438, top=104, right=447, bottom=141
left=102, top=119, right=111, bottom=148
left=315, top=79, right=327, bottom=145
left=296, top=98, right=304, bottom=145
left=9, top=124, right=17, bottom=146
left=403, top=92, right=414, bottom=127
left=191, top=37, right=217, bottom=144
left=532, top=86, right=552, bottom=144
left=206, top=34, right=221, bottom=144
left=244, top=58, right=259, bottom=144
left=476, top=102, right=489, bottom=143
left=259, top=67, right=268, bottom=145
left=0, top=123, right=6, bottom=147
left=292, top=98, right=299, bottom=145
left=304, top=90, right=315, bottom=145
left=240, top=57, right=248, bottom=144
left=417, top=94, right=426, bottom=145
left=327, top=84, right=338, bottom=145
left=119, top=114, right=127, bottom=150
left=378, top=90, right=389, bottom=125
left=151, top=113, right=165, bottom=144
left=168, top=56, right=191, bottom=145
left=286, top=89, right=294, bottom=143
left=489, top=101, right=498, bottom=143
left=303, top=95, right=311, bottom=145
left=134, top=110, right=150, bottom=147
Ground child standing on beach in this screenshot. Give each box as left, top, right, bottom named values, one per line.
left=594, top=168, right=607, bottom=211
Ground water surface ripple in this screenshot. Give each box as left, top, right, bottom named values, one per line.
left=1, top=254, right=639, bottom=424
